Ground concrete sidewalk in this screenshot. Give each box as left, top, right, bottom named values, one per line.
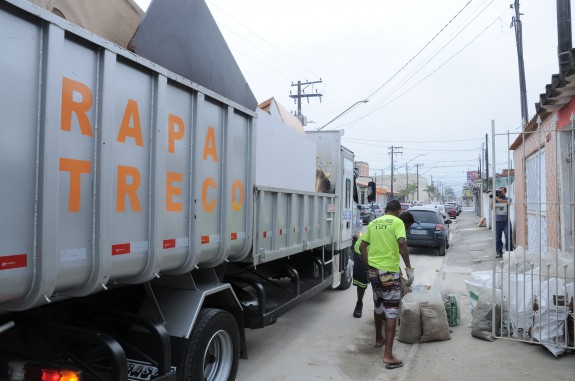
left=401, top=210, right=575, bottom=381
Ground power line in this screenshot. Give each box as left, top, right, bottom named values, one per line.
left=367, top=0, right=497, bottom=111
left=345, top=15, right=501, bottom=128
left=364, top=0, right=475, bottom=100
left=344, top=137, right=484, bottom=144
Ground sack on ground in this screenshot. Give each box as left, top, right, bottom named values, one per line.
left=398, top=292, right=422, bottom=344
left=471, top=299, right=501, bottom=341
left=420, top=301, right=451, bottom=342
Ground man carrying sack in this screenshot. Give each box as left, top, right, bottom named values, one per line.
left=360, top=200, right=414, bottom=369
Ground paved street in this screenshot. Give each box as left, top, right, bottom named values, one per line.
left=236, top=209, right=575, bottom=381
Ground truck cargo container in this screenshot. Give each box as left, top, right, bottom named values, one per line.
left=0, top=0, right=375, bottom=380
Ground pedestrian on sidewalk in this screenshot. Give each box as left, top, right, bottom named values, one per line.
left=359, top=200, right=414, bottom=369
left=351, top=211, right=414, bottom=318
left=494, top=186, right=512, bottom=257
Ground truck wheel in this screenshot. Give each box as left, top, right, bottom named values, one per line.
left=437, top=241, right=446, bottom=256
left=337, top=247, right=353, bottom=290
left=178, top=308, right=240, bottom=381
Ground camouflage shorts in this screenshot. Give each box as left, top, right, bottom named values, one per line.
left=368, top=269, right=401, bottom=319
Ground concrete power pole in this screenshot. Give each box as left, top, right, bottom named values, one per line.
left=289, top=80, right=323, bottom=126
left=388, top=146, right=403, bottom=199
left=405, top=164, right=409, bottom=201
left=512, top=0, right=529, bottom=128
left=485, top=132, right=490, bottom=189
left=415, top=163, right=424, bottom=202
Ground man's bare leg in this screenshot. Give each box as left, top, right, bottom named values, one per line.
left=374, top=312, right=384, bottom=347
left=383, top=318, right=402, bottom=366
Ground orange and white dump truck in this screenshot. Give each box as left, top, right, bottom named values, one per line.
left=0, top=0, right=374, bottom=380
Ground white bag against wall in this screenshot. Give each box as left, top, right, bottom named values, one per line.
left=502, top=272, right=540, bottom=331
left=531, top=278, right=568, bottom=357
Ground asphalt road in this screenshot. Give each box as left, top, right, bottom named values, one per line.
left=235, top=215, right=451, bottom=381
left=236, top=209, right=575, bottom=381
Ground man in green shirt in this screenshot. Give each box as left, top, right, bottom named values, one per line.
left=352, top=211, right=414, bottom=318
left=360, top=200, right=414, bottom=369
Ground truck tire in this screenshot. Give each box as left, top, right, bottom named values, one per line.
left=438, top=241, right=446, bottom=256
left=178, top=308, right=240, bottom=381
left=337, top=247, right=353, bottom=290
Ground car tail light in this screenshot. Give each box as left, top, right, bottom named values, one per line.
left=435, top=224, right=445, bottom=231
left=8, top=361, right=81, bottom=381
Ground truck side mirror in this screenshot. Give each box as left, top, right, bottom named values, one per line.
left=367, top=181, right=376, bottom=203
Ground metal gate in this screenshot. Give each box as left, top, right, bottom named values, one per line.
left=492, top=122, right=575, bottom=355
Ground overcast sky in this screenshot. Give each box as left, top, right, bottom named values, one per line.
left=134, top=0, right=559, bottom=197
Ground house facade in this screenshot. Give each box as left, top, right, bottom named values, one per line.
left=510, top=76, right=575, bottom=256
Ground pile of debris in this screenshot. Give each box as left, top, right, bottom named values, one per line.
left=465, top=246, right=574, bottom=356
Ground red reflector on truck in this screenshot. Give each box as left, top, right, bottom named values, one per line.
left=0, top=254, right=27, bottom=270
left=230, top=232, right=237, bottom=240
left=111, top=243, right=131, bottom=255
left=163, top=239, right=176, bottom=249
left=201, top=235, right=210, bottom=244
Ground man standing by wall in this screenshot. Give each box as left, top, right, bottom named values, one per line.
left=495, top=186, right=512, bottom=258
left=359, top=200, right=413, bottom=369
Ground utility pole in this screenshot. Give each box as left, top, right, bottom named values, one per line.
left=388, top=146, right=403, bottom=200
left=557, top=0, right=572, bottom=74
left=430, top=175, right=433, bottom=202
left=406, top=164, right=409, bottom=196
left=485, top=132, right=489, bottom=189
left=512, top=0, right=529, bottom=128
left=415, top=163, right=424, bottom=201
left=289, top=80, right=322, bottom=127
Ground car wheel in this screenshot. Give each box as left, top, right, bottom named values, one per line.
left=438, top=241, right=446, bottom=256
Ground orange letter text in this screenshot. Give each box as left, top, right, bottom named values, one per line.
left=117, top=99, right=144, bottom=146
left=202, top=177, right=216, bottom=212
left=231, top=180, right=244, bottom=211
left=202, top=127, right=219, bottom=162
left=166, top=172, right=183, bottom=212
left=59, top=158, right=91, bottom=212
left=168, top=114, right=185, bottom=153
left=61, top=77, right=94, bottom=137
left=116, top=166, right=142, bottom=212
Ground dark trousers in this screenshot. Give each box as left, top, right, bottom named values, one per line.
left=496, top=220, right=513, bottom=253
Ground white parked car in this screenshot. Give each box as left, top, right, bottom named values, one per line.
left=409, top=204, right=448, bottom=222
left=371, top=203, right=384, bottom=218
left=434, top=205, right=448, bottom=221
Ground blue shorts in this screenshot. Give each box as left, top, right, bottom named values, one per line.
left=368, top=269, right=401, bottom=319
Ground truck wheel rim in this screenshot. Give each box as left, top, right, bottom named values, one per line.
left=203, top=329, right=233, bottom=381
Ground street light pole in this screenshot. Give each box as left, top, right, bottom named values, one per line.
left=316, top=99, right=369, bottom=131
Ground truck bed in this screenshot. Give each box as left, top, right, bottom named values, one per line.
left=0, top=0, right=338, bottom=314
left=0, top=0, right=255, bottom=311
